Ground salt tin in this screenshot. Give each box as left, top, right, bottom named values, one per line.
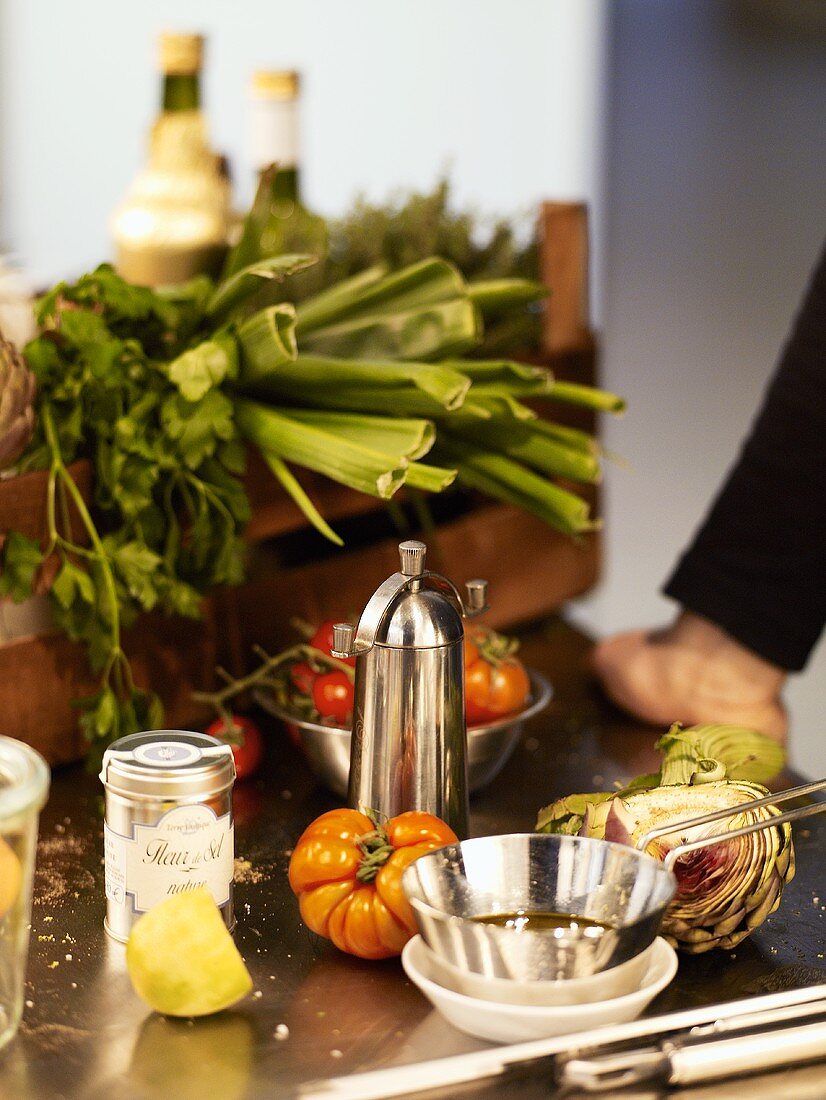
left=99, top=730, right=236, bottom=942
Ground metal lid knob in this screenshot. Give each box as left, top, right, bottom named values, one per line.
left=465, top=578, right=489, bottom=615
left=331, top=622, right=355, bottom=659
left=399, top=540, right=426, bottom=577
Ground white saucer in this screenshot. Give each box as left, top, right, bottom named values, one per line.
left=418, top=935, right=657, bottom=1006
left=401, top=935, right=678, bottom=1044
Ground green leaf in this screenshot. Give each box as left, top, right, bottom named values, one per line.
left=95, top=687, right=118, bottom=737
left=105, top=453, right=160, bottom=519
left=205, top=253, right=316, bottom=323
left=198, top=458, right=253, bottom=526
left=446, top=416, right=601, bottom=483
left=113, top=540, right=163, bottom=611
left=0, top=532, right=45, bottom=599
left=547, top=381, right=626, bottom=414
left=282, top=409, right=436, bottom=461
left=52, top=560, right=84, bottom=610
left=167, top=333, right=239, bottom=402
left=467, top=278, right=548, bottom=312
left=295, top=258, right=481, bottom=360
left=435, top=436, right=598, bottom=536
left=298, top=297, right=481, bottom=362
left=535, top=791, right=614, bottom=835
left=296, top=257, right=467, bottom=334
left=657, top=723, right=786, bottom=786
left=218, top=438, right=248, bottom=475
left=161, top=389, right=236, bottom=469
left=261, top=453, right=344, bottom=546
left=161, top=579, right=204, bottom=618
left=242, top=354, right=470, bottom=411
left=444, top=358, right=551, bottom=384
left=289, top=264, right=388, bottom=333
left=404, top=461, right=458, bottom=493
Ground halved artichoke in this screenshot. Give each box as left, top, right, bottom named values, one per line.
left=536, top=725, right=794, bottom=953
left=601, top=780, right=794, bottom=953
left=0, top=330, right=36, bottom=471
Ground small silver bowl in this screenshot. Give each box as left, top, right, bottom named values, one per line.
left=401, top=833, right=676, bottom=982
left=255, top=670, right=551, bottom=798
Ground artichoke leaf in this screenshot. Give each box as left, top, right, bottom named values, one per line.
left=657, top=723, right=785, bottom=786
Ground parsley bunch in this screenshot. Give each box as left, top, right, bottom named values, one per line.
left=3, top=268, right=250, bottom=764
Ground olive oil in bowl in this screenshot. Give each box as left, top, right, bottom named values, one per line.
left=471, top=911, right=612, bottom=934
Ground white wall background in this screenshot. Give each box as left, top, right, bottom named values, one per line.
left=1, top=0, right=824, bottom=774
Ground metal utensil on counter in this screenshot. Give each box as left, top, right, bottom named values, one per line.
left=302, top=984, right=826, bottom=1100
left=635, top=776, right=826, bottom=864
left=559, top=998, right=826, bottom=1092
left=330, top=540, right=488, bottom=839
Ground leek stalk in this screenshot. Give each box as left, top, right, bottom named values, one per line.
left=237, top=305, right=298, bottom=384
left=467, top=278, right=548, bottom=312
left=434, top=436, right=597, bottom=536
left=235, top=399, right=407, bottom=499
left=295, top=258, right=467, bottom=335
left=240, top=354, right=471, bottom=410
left=446, top=416, right=601, bottom=483
left=205, top=254, right=315, bottom=323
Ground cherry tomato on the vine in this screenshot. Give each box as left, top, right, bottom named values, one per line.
left=312, top=670, right=355, bottom=724
left=205, top=714, right=264, bottom=780
left=290, top=661, right=316, bottom=695
left=463, top=624, right=531, bottom=725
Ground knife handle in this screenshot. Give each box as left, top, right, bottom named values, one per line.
left=669, top=1021, right=826, bottom=1086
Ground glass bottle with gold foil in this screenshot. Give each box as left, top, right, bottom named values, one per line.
left=111, top=33, right=231, bottom=286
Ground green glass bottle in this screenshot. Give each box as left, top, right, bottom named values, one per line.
left=243, top=71, right=327, bottom=276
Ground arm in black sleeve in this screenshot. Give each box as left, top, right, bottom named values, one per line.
left=664, top=239, right=826, bottom=671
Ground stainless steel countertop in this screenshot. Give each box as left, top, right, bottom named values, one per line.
left=2, top=620, right=824, bottom=1099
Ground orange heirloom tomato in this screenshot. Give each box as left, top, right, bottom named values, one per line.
left=288, top=809, right=458, bottom=959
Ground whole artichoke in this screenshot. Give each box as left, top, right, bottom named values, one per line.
left=601, top=780, right=795, bottom=953
left=0, top=330, right=36, bottom=471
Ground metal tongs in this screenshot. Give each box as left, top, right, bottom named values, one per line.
left=634, top=776, right=826, bottom=865
left=305, top=778, right=826, bottom=1099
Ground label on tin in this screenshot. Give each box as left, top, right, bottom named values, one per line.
left=104, top=804, right=233, bottom=914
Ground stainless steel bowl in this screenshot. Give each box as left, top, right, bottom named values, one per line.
left=401, top=833, right=676, bottom=981
left=254, top=670, right=551, bottom=798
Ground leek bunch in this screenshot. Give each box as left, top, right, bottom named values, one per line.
left=213, top=254, right=623, bottom=544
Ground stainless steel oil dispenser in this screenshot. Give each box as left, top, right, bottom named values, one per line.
left=331, top=540, right=488, bottom=839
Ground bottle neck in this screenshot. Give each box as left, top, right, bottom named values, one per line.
left=251, top=96, right=300, bottom=191
left=162, top=73, right=201, bottom=112
left=264, top=166, right=300, bottom=204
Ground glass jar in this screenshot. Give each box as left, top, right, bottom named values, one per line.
left=0, top=736, right=50, bottom=1051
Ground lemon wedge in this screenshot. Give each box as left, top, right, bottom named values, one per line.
left=126, top=887, right=252, bottom=1017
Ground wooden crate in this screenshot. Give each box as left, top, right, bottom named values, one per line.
left=0, top=202, right=599, bottom=763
